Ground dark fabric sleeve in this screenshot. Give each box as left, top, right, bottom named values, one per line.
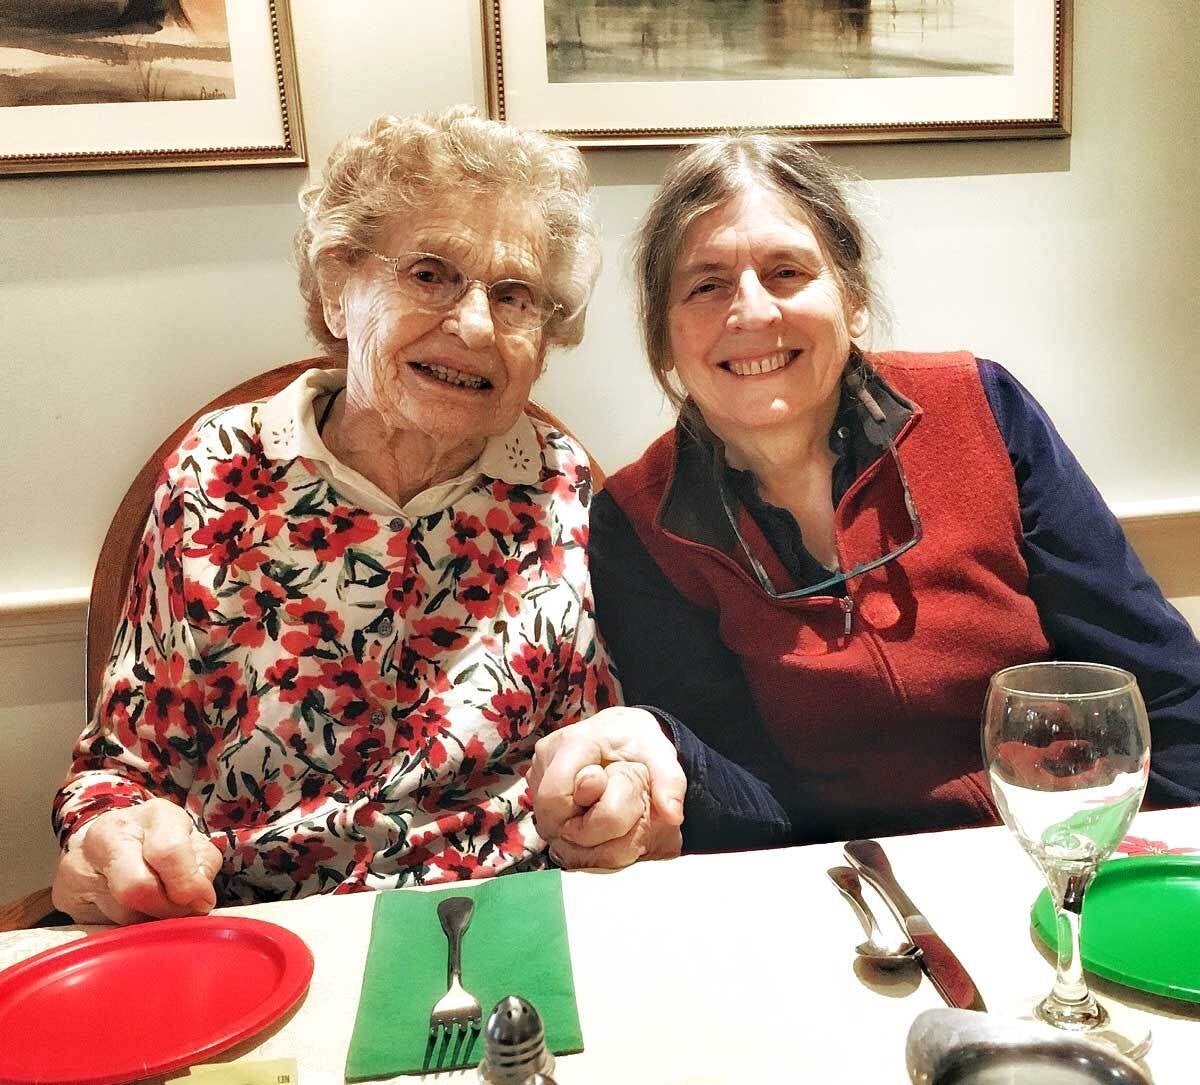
left=588, top=489, right=793, bottom=849
left=979, top=359, right=1200, bottom=804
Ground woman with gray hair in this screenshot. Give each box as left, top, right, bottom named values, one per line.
left=50, top=106, right=632, bottom=923
left=530, top=133, right=1200, bottom=866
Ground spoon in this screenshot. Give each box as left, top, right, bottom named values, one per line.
left=827, top=865, right=921, bottom=968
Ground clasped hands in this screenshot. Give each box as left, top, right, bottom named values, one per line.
left=51, top=708, right=681, bottom=924
left=529, top=706, right=686, bottom=869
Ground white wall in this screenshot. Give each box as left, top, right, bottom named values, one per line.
left=2, top=1, right=1198, bottom=902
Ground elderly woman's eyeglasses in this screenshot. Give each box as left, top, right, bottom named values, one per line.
left=365, top=250, right=561, bottom=332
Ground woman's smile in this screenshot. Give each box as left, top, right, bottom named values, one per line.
left=408, top=360, right=494, bottom=391
left=719, top=349, right=799, bottom=377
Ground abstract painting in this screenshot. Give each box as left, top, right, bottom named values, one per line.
left=1, top=1, right=233, bottom=108
left=544, top=0, right=1013, bottom=83
left=484, top=0, right=1070, bottom=145
left=0, top=0, right=304, bottom=175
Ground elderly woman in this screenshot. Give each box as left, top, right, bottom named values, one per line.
left=51, top=106, right=621, bottom=924
left=530, top=133, right=1200, bottom=865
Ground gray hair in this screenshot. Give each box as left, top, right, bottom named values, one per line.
left=295, top=105, right=600, bottom=360
left=634, top=133, right=878, bottom=410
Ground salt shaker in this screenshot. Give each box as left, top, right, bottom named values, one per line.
left=477, top=995, right=556, bottom=1085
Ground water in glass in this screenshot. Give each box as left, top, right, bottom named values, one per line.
left=982, top=661, right=1152, bottom=1059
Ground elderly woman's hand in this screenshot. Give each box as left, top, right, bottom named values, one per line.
left=51, top=798, right=222, bottom=925
left=529, top=707, right=686, bottom=869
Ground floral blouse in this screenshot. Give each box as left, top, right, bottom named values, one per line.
left=53, top=369, right=618, bottom=904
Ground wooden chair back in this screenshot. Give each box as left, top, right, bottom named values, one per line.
left=86, top=357, right=605, bottom=713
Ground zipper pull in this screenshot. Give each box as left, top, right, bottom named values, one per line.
left=840, top=596, right=854, bottom=636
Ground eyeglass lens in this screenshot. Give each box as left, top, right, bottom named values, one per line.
left=719, top=436, right=922, bottom=601
left=389, top=253, right=554, bottom=330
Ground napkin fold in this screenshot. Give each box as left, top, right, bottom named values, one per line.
left=345, top=869, right=583, bottom=1080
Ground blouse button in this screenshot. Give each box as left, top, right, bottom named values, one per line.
left=389, top=516, right=405, bottom=532
left=378, top=617, right=394, bottom=637
left=370, top=709, right=386, bottom=726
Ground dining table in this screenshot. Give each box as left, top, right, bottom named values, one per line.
left=3, top=806, right=1198, bottom=1084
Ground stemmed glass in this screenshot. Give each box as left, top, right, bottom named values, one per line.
left=982, top=661, right=1152, bottom=1059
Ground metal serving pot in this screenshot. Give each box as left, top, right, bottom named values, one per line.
left=906, top=1009, right=1152, bottom=1085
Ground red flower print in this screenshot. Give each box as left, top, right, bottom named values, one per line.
left=484, top=689, right=534, bottom=742
left=416, top=736, right=502, bottom=813
left=206, top=451, right=287, bottom=512
left=512, top=642, right=557, bottom=698
left=231, top=580, right=288, bottom=648
left=521, top=527, right=565, bottom=579
left=319, top=655, right=390, bottom=722
left=385, top=524, right=412, bottom=558
left=206, top=661, right=260, bottom=738
left=53, top=398, right=620, bottom=902
left=1116, top=835, right=1198, bottom=857
left=142, top=652, right=206, bottom=748
left=289, top=505, right=379, bottom=562
left=126, top=535, right=157, bottom=625
left=280, top=598, right=346, bottom=656
left=264, top=656, right=322, bottom=705
left=100, top=680, right=136, bottom=741
left=444, top=512, right=486, bottom=563
left=457, top=549, right=529, bottom=620
left=157, top=488, right=186, bottom=553
left=184, top=582, right=220, bottom=629
left=385, top=567, right=423, bottom=613
left=270, top=833, right=339, bottom=887
left=428, top=847, right=484, bottom=882
left=585, top=656, right=617, bottom=713
left=410, top=615, right=466, bottom=660
left=206, top=777, right=285, bottom=831
left=188, top=507, right=265, bottom=571
left=395, top=694, right=448, bottom=754
left=331, top=719, right=390, bottom=792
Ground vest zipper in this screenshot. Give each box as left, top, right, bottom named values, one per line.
left=840, top=595, right=854, bottom=635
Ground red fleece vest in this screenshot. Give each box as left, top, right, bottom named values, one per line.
left=606, top=351, right=1052, bottom=840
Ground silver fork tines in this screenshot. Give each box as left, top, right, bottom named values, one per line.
left=427, top=896, right=483, bottom=1068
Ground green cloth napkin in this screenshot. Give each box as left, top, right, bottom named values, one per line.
left=345, top=869, right=583, bottom=1080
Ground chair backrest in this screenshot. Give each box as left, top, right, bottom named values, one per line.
left=86, top=357, right=605, bottom=713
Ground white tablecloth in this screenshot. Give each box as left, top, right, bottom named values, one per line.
left=5, top=809, right=1199, bottom=1084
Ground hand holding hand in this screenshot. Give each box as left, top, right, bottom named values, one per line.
left=529, top=707, right=686, bottom=869
left=52, top=798, right=222, bottom=925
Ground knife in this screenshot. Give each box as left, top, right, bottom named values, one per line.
left=844, top=839, right=987, bottom=1012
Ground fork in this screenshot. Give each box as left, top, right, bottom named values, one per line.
left=429, top=896, right=483, bottom=1052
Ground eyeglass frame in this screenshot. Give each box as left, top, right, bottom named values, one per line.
left=714, top=427, right=923, bottom=601
left=363, top=249, right=563, bottom=332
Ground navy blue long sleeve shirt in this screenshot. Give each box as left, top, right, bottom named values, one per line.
left=589, top=360, right=1200, bottom=849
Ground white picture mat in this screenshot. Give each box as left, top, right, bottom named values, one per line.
left=1, top=3, right=286, bottom=156
left=499, top=0, right=1059, bottom=132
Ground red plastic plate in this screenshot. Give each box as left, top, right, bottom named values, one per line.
left=0, top=916, right=313, bottom=1085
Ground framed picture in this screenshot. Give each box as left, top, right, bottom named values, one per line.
left=0, top=0, right=305, bottom=175
left=483, top=0, right=1071, bottom=146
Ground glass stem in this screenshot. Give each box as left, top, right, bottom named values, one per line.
left=1052, top=878, right=1089, bottom=1004
left=1038, top=865, right=1107, bottom=1030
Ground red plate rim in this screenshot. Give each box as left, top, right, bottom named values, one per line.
left=0, top=916, right=314, bottom=1085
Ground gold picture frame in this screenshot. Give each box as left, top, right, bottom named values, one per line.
left=483, top=0, right=1071, bottom=146
left=0, top=0, right=305, bottom=175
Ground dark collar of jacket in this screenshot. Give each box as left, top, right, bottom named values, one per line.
left=657, top=357, right=916, bottom=551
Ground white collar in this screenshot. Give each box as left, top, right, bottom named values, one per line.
left=257, top=367, right=543, bottom=516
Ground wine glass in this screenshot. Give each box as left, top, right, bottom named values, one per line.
left=982, top=661, right=1152, bottom=1059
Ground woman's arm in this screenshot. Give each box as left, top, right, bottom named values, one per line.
left=588, top=489, right=795, bottom=849
left=51, top=473, right=220, bottom=922
left=980, top=359, right=1200, bottom=804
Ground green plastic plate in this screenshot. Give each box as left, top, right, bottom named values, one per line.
left=1031, top=855, right=1200, bottom=1002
